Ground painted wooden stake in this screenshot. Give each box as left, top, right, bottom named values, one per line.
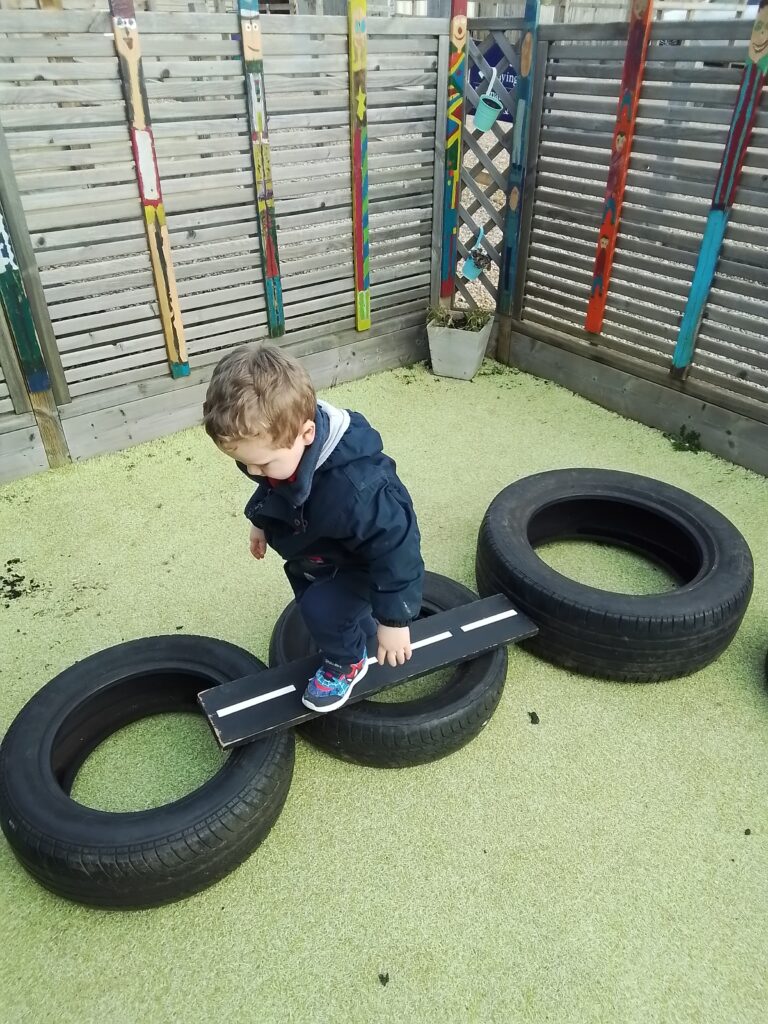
left=238, top=0, right=285, bottom=338
left=348, top=0, right=371, bottom=331
left=498, top=0, right=539, bottom=317
left=439, top=0, right=467, bottom=302
left=585, top=0, right=653, bottom=335
left=671, top=0, right=768, bottom=379
left=109, top=0, right=189, bottom=379
left=0, top=206, right=70, bottom=466
left=0, top=208, right=49, bottom=394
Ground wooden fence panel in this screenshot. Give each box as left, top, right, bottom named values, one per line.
left=0, top=10, right=444, bottom=443
left=519, top=23, right=768, bottom=412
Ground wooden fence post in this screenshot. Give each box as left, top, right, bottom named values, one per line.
left=511, top=36, right=548, bottom=322
left=349, top=0, right=371, bottom=330
left=238, top=0, right=285, bottom=338
left=497, top=0, right=539, bottom=317
left=109, top=0, right=190, bottom=380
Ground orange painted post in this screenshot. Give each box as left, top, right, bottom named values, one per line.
left=585, top=0, right=653, bottom=335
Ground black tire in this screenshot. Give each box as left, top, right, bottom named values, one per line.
left=269, top=572, right=508, bottom=768
left=476, top=469, right=753, bottom=682
left=0, top=635, right=295, bottom=909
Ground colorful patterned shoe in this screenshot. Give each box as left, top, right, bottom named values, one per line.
left=301, top=653, right=369, bottom=713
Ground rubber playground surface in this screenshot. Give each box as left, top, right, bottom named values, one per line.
left=1, top=361, right=766, bottom=1023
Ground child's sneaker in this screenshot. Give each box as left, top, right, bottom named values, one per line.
left=301, top=653, right=369, bottom=713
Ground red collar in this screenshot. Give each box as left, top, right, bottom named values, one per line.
left=267, top=470, right=298, bottom=489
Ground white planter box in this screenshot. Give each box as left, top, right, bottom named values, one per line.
left=427, top=318, right=494, bottom=381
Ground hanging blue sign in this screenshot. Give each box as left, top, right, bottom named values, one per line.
left=468, top=42, right=517, bottom=125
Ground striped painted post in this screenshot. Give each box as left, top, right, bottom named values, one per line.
left=585, top=0, right=653, bottom=335
left=0, top=208, right=49, bottom=393
left=109, top=0, right=189, bottom=379
left=349, top=0, right=371, bottom=331
left=439, top=0, right=467, bottom=301
left=671, top=0, right=768, bottom=380
left=498, top=0, right=539, bottom=317
left=238, top=0, right=285, bottom=338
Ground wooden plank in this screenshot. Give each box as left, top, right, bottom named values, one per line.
left=140, top=39, right=240, bottom=60
left=671, top=10, right=768, bottom=381
left=585, top=0, right=653, bottom=335
left=139, top=13, right=351, bottom=35
left=0, top=81, right=124, bottom=105
left=27, top=386, right=70, bottom=467
left=438, top=0, right=467, bottom=302
left=538, top=19, right=751, bottom=43
left=0, top=38, right=115, bottom=59
left=0, top=419, right=46, bottom=483
left=236, top=0, right=284, bottom=338
left=0, top=408, right=34, bottom=435
left=368, top=37, right=439, bottom=55
left=348, top=0, right=371, bottom=332
left=430, top=32, right=448, bottom=307
left=548, top=43, right=750, bottom=64
left=109, top=0, right=188, bottom=380
left=1, top=103, right=128, bottom=129
left=0, top=294, right=30, bottom=414
left=0, top=11, right=111, bottom=31
left=504, top=323, right=768, bottom=475
left=10, top=140, right=134, bottom=172
left=145, top=80, right=246, bottom=102
left=7, top=124, right=137, bottom=148
left=15, top=163, right=138, bottom=192
left=201, top=595, right=535, bottom=749
left=45, top=266, right=155, bottom=305
left=0, top=60, right=127, bottom=82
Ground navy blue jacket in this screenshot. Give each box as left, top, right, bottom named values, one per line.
left=239, top=404, right=424, bottom=627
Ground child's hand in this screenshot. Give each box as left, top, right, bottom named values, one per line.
left=249, top=525, right=267, bottom=560
left=376, top=624, right=412, bottom=668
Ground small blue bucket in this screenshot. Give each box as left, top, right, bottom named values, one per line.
left=475, top=68, right=503, bottom=133
left=462, top=226, right=485, bottom=281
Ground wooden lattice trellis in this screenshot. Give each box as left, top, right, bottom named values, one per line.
left=456, top=28, right=521, bottom=310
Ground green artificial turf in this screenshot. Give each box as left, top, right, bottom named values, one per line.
left=1, top=360, right=766, bottom=1023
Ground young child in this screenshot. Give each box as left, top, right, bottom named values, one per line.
left=203, top=344, right=425, bottom=714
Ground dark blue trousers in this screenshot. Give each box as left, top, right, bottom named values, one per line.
left=286, top=564, right=378, bottom=666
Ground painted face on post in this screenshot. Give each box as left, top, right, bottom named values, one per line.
left=748, top=6, right=768, bottom=71
left=242, top=18, right=263, bottom=62
left=632, top=0, right=649, bottom=18
left=509, top=186, right=520, bottom=211
left=451, top=15, right=467, bottom=50
left=520, top=32, right=533, bottom=78
left=113, top=14, right=138, bottom=56
left=615, top=132, right=626, bottom=152
left=600, top=235, right=609, bottom=249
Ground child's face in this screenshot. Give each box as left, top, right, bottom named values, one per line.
left=219, top=420, right=316, bottom=479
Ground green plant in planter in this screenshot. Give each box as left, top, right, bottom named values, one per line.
left=426, top=306, right=494, bottom=381
left=426, top=306, right=492, bottom=332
